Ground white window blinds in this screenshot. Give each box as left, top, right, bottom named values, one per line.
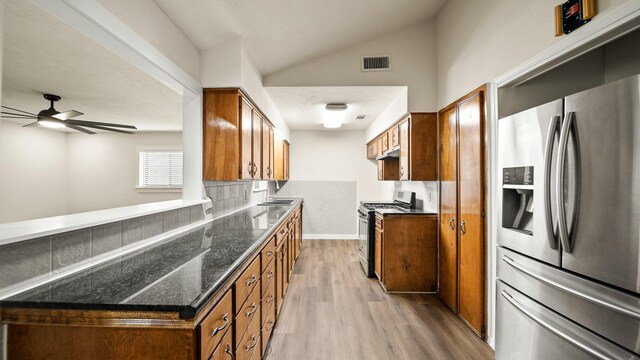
left=139, top=151, right=183, bottom=188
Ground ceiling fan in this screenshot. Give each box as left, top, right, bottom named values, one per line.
left=1, top=94, right=137, bottom=134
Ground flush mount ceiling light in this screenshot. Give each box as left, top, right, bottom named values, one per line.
left=0, top=94, right=137, bottom=134
left=323, top=103, right=348, bottom=129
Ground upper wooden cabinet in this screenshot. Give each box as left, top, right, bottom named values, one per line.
left=203, top=88, right=276, bottom=181
left=274, top=139, right=290, bottom=180
left=366, top=112, right=437, bottom=181
left=262, top=119, right=274, bottom=180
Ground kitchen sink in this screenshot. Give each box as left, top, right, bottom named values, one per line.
left=257, top=199, right=295, bottom=206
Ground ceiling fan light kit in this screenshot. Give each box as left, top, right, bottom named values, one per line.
left=0, top=94, right=137, bottom=135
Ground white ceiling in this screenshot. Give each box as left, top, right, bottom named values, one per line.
left=2, top=0, right=183, bottom=132
left=266, top=86, right=406, bottom=131
left=154, top=0, right=446, bottom=75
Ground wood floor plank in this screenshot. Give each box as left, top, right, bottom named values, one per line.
left=265, top=240, right=494, bottom=360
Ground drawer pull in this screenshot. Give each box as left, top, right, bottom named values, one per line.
left=245, top=303, right=258, bottom=317
left=266, top=250, right=274, bottom=257
left=224, top=344, right=235, bottom=360
left=246, top=275, right=258, bottom=287
left=266, top=295, right=274, bottom=304
left=267, top=271, right=275, bottom=279
left=266, top=320, right=275, bottom=331
left=210, top=313, right=229, bottom=337
left=245, top=335, right=258, bottom=351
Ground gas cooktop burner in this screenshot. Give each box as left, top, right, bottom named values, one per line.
left=361, top=203, right=407, bottom=211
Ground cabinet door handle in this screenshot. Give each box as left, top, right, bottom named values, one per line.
left=449, top=217, right=455, bottom=231
left=210, top=313, right=229, bottom=337
left=246, top=274, right=258, bottom=287
left=245, top=335, right=258, bottom=351
left=266, top=250, right=274, bottom=257
left=253, top=164, right=258, bottom=176
left=224, top=344, right=235, bottom=360
left=266, top=294, right=274, bottom=304
left=245, top=303, right=258, bottom=317
left=248, top=161, right=254, bottom=176
left=460, top=220, right=466, bottom=235
left=266, top=320, right=275, bottom=331
left=267, top=271, right=275, bottom=279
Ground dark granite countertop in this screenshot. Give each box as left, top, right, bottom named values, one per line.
left=375, top=208, right=437, bottom=216
left=0, top=199, right=302, bottom=319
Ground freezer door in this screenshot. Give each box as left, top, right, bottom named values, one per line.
left=496, top=281, right=640, bottom=360
left=498, top=246, right=640, bottom=354
left=498, top=99, right=563, bottom=266
left=562, top=74, right=640, bottom=294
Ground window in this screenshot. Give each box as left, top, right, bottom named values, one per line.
left=137, top=148, right=183, bottom=190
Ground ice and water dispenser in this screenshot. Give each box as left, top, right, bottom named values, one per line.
left=502, top=166, right=534, bottom=235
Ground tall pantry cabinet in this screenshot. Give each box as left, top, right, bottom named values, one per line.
left=438, top=85, right=486, bottom=338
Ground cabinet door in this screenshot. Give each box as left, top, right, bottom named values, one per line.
left=391, top=125, right=399, bottom=148
left=252, top=111, right=262, bottom=179
left=240, top=98, right=254, bottom=180
left=374, top=228, right=382, bottom=281
left=283, top=141, right=290, bottom=180
left=377, top=160, right=383, bottom=180
left=275, top=242, right=284, bottom=318
left=262, top=120, right=273, bottom=180
left=399, top=119, right=410, bottom=180
left=367, top=142, right=378, bottom=159
left=381, top=132, right=389, bottom=153
left=438, top=106, right=459, bottom=312
left=457, top=93, right=485, bottom=337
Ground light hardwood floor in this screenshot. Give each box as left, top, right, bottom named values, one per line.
left=265, top=240, right=494, bottom=360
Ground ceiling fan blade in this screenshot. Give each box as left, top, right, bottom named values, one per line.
left=52, top=110, right=83, bottom=120
left=66, top=124, right=96, bottom=134
left=1, top=111, right=36, bottom=118
left=1, top=105, right=36, bottom=116
left=2, top=116, right=37, bottom=120
left=22, top=122, right=39, bottom=127
left=66, top=119, right=137, bottom=129
left=77, top=123, right=135, bottom=134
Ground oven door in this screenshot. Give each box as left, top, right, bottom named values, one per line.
left=357, top=211, right=369, bottom=270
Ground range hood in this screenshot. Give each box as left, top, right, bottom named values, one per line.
left=376, top=147, right=400, bottom=160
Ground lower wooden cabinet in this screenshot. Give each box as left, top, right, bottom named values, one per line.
left=210, top=328, right=234, bottom=360
left=201, top=290, right=233, bottom=358
left=375, top=214, right=437, bottom=292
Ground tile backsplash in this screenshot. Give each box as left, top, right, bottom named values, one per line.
left=0, top=204, right=206, bottom=297
left=203, top=180, right=274, bottom=219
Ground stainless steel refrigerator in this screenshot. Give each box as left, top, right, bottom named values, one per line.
left=496, top=74, right=640, bottom=359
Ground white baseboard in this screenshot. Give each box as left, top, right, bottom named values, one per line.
left=302, top=234, right=358, bottom=240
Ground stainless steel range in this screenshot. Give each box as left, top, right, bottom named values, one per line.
left=357, top=190, right=416, bottom=277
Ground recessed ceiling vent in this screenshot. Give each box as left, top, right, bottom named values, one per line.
left=362, top=55, right=391, bottom=72
left=355, top=114, right=367, bottom=120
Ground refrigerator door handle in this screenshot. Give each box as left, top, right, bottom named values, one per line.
left=500, top=289, right=637, bottom=360
left=544, top=115, right=560, bottom=249
left=502, top=254, right=640, bottom=321
left=556, top=112, right=574, bottom=253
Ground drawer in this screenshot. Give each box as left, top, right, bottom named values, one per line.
left=261, top=272, right=275, bottom=327
left=235, top=255, right=261, bottom=315
left=261, top=258, right=276, bottom=295
left=236, top=309, right=261, bottom=360
left=261, top=236, right=276, bottom=273
left=208, top=326, right=233, bottom=360
left=275, top=225, right=288, bottom=245
left=235, top=284, right=261, bottom=349
left=261, top=303, right=276, bottom=358
left=200, top=290, right=233, bottom=359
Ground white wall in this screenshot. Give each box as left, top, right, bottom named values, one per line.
left=200, top=37, right=291, bottom=140
left=96, top=0, right=201, bottom=81
left=0, top=121, right=69, bottom=223
left=436, top=0, right=630, bottom=108
left=264, top=20, right=437, bottom=113
left=365, top=87, right=408, bottom=142
left=66, top=132, right=182, bottom=214
left=289, top=130, right=385, bottom=204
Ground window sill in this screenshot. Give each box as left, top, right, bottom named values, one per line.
left=135, top=187, right=183, bottom=193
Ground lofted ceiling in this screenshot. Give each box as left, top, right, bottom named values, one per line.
left=154, top=0, right=447, bottom=75
left=2, top=0, right=183, bottom=132
left=265, top=86, right=406, bottom=131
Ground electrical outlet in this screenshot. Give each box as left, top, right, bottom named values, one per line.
left=244, top=189, right=249, bottom=201
left=427, top=192, right=432, bottom=203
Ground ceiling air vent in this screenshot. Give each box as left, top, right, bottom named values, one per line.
left=362, top=55, right=391, bottom=72
left=355, top=114, right=367, bottom=120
